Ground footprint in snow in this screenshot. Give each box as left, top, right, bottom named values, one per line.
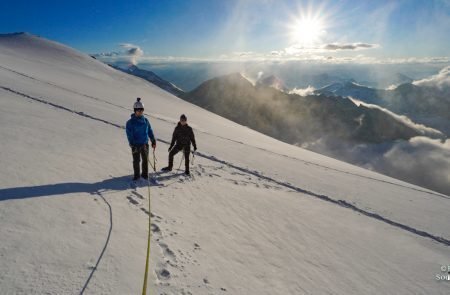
left=156, top=268, right=171, bottom=280
left=131, top=190, right=144, bottom=199
left=159, top=242, right=177, bottom=265
left=151, top=223, right=161, bottom=234
left=126, top=196, right=139, bottom=205
left=140, top=207, right=150, bottom=215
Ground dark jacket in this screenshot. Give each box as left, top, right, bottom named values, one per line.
left=126, top=114, right=156, bottom=146
left=169, top=123, right=197, bottom=150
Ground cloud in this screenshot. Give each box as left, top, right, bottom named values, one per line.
left=289, top=85, right=316, bottom=96
left=93, top=47, right=450, bottom=65
left=348, top=97, right=444, bottom=138
left=302, top=136, right=450, bottom=196
left=257, top=71, right=264, bottom=79
left=278, top=42, right=379, bottom=56
left=119, top=43, right=144, bottom=65
left=94, top=53, right=449, bottom=65
left=413, top=66, right=450, bottom=89
left=372, top=137, right=450, bottom=195
left=322, top=43, right=379, bottom=51
left=240, top=72, right=257, bottom=85
left=232, top=51, right=256, bottom=57
left=93, top=43, right=144, bottom=65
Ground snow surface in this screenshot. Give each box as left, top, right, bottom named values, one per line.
left=0, top=33, right=449, bottom=294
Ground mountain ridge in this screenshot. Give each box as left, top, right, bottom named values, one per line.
left=314, top=77, right=450, bottom=135
left=111, top=64, right=185, bottom=97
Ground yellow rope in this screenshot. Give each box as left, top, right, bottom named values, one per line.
left=142, top=147, right=155, bottom=295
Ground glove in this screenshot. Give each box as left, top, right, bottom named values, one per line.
left=194, top=146, right=197, bottom=152
left=152, top=143, right=156, bottom=149
left=131, top=145, right=138, bottom=154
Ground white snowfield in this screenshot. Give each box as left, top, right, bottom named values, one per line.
left=0, top=33, right=449, bottom=295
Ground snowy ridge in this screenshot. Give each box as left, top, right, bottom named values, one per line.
left=1, top=33, right=449, bottom=294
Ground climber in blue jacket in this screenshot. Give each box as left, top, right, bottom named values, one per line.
left=126, top=98, right=156, bottom=180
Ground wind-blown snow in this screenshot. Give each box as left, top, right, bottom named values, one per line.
left=349, top=97, right=444, bottom=138
left=1, top=33, right=449, bottom=294
left=413, top=66, right=450, bottom=89
left=289, top=85, right=316, bottom=96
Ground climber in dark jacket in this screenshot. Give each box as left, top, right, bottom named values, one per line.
left=126, top=98, right=156, bottom=181
left=162, top=114, right=197, bottom=175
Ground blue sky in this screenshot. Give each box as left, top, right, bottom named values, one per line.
left=1, top=0, right=449, bottom=62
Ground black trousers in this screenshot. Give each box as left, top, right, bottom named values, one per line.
left=132, top=144, right=149, bottom=178
left=168, top=145, right=190, bottom=172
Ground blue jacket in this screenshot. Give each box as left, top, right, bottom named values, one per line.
left=126, top=114, right=156, bottom=146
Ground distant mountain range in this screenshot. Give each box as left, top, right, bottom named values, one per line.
left=180, top=73, right=440, bottom=146
left=110, top=63, right=448, bottom=145
left=116, top=61, right=425, bottom=91
left=110, top=64, right=185, bottom=96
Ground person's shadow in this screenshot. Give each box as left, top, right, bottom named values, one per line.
left=0, top=176, right=146, bottom=201
left=0, top=172, right=190, bottom=202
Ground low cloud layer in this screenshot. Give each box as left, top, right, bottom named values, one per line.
left=302, top=136, right=450, bottom=196
left=94, top=49, right=449, bottom=65
left=372, top=137, right=450, bottom=195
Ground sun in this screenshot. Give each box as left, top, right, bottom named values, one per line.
left=290, top=16, right=325, bottom=46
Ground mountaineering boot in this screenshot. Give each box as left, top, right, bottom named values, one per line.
left=185, top=170, right=190, bottom=176
left=132, top=175, right=140, bottom=181
left=161, top=166, right=172, bottom=172
left=141, top=173, right=149, bottom=180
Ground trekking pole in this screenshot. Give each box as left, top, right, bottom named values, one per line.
left=152, top=148, right=157, bottom=172
left=146, top=145, right=157, bottom=173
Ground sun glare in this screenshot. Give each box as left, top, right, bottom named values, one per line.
left=291, top=16, right=325, bottom=46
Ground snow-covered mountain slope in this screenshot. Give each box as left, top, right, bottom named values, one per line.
left=0, top=33, right=449, bottom=294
